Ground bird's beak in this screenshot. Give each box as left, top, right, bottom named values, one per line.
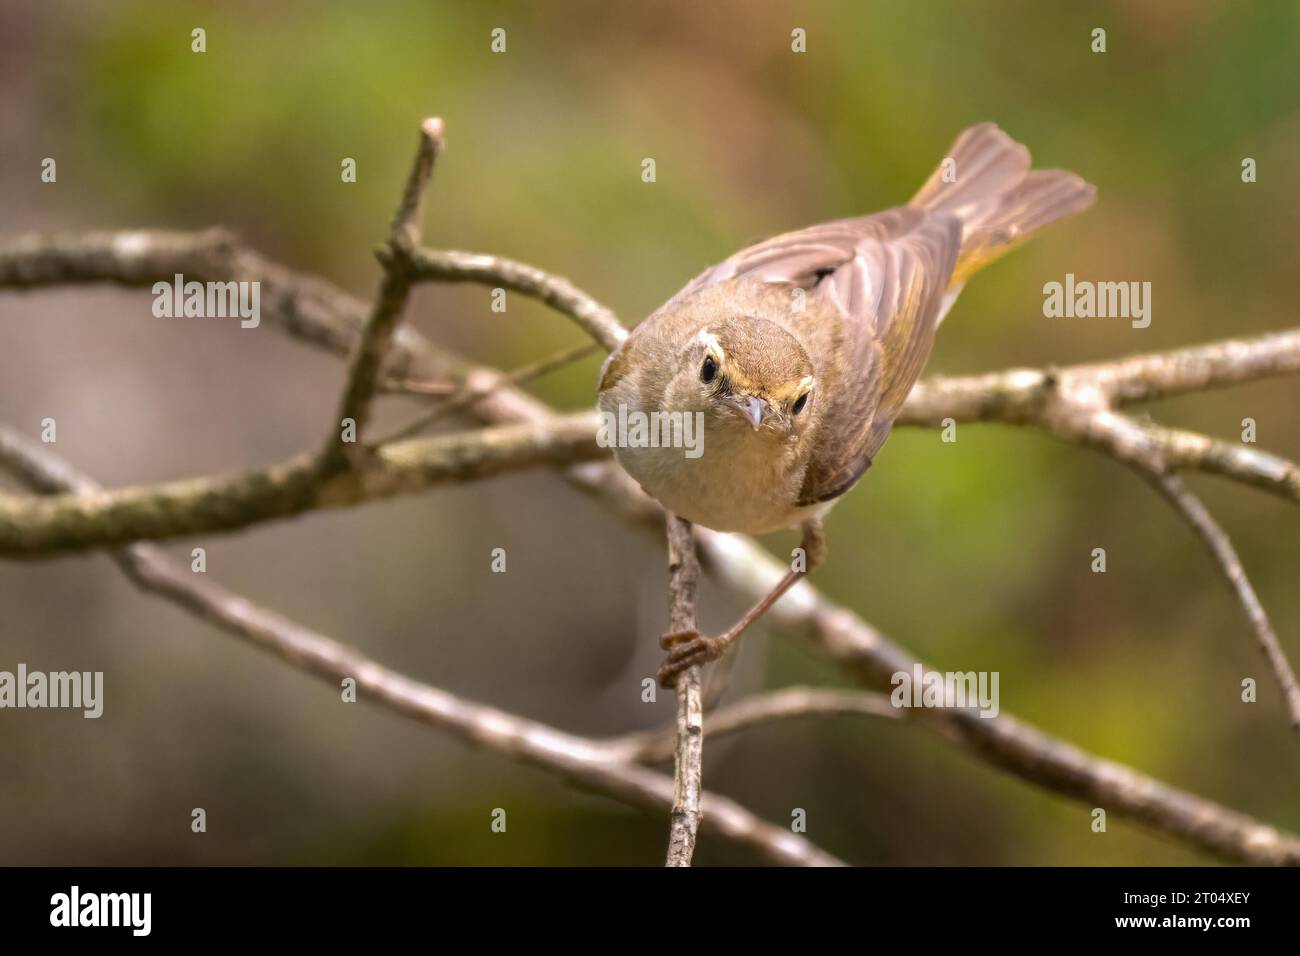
left=740, top=395, right=768, bottom=430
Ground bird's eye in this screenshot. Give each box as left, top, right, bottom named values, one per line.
left=792, top=392, right=809, bottom=415
left=700, top=354, right=718, bottom=384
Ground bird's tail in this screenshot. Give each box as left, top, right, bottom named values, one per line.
left=910, top=123, right=1096, bottom=289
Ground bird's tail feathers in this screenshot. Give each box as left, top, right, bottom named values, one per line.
left=910, top=123, right=1096, bottom=288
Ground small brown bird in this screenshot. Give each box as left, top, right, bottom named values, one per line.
left=598, top=124, right=1095, bottom=686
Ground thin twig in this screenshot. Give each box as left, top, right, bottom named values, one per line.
left=323, top=118, right=445, bottom=467
left=1056, top=405, right=1300, bottom=729
left=375, top=340, right=600, bottom=446
left=406, top=246, right=628, bottom=352
left=664, top=514, right=703, bottom=867
left=390, top=117, right=445, bottom=250
left=606, top=685, right=898, bottom=764
left=1143, top=470, right=1300, bottom=727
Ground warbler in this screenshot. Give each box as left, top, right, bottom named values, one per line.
left=598, top=124, right=1095, bottom=686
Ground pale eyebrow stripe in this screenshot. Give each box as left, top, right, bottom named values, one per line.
left=697, top=329, right=724, bottom=357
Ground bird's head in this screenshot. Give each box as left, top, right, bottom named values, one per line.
left=666, top=315, right=817, bottom=442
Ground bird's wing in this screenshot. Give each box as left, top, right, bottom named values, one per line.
left=800, top=212, right=961, bottom=504
left=677, top=207, right=962, bottom=505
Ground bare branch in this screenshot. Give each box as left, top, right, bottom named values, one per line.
left=1125, top=422, right=1300, bottom=504
left=664, top=514, right=703, bottom=867
left=900, top=328, right=1300, bottom=425
left=1082, top=329, right=1300, bottom=405
left=0, top=426, right=844, bottom=868
left=0, top=228, right=610, bottom=403
left=0, top=414, right=603, bottom=558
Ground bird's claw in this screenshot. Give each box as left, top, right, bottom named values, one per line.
left=659, top=628, right=700, bottom=651
left=656, top=629, right=725, bottom=688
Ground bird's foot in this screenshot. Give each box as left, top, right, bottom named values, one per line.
left=657, top=628, right=726, bottom=688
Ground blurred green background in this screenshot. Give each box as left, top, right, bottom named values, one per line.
left=1, top=0, right=1297, bottom=865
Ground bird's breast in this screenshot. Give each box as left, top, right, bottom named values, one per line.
left=606, top=411, right=813, bottom=534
